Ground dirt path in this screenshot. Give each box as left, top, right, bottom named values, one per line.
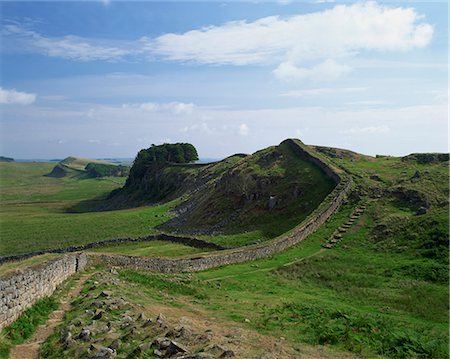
left=9, top=273, right=91, bottom=359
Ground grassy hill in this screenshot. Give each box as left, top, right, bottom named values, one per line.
left=0, top=140, right=448, bottom=358
left=46, top=157, right=129, bottom=179
left=59, top=156, right=112, bottom=171
left=109, top=140, right=336, bottom=244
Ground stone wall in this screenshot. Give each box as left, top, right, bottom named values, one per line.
left=0, top=139, right=352, bottom=328
left=86, top=140, right=352, bottom=273
left=0, top=253, right=87, bottom=330
left=0, top=233, right=225, bottom=265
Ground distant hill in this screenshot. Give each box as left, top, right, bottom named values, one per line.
left=45, top=156, right=129, bottom=179
left=0, top=156, right=14, bottom=162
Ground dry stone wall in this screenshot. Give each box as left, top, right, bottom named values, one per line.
left=0, top=253, right=87, bottom=330
left=0, top=139, right=351, bottom=328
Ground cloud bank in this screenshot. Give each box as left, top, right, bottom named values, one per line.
left=3, top=2, right=433, bottom=81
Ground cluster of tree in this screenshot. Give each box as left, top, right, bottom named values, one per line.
left=85, top=163, right=130, bottom=178
left=127, top=143, right=199, bottom=181
left=0, top=156, right=14, bottom=162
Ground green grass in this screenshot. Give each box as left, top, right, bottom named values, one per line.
left=0, top=162, right=177, bottom=256
left=116, top=198, right=448, bottom=358
left=86, top=240, right=211, bottom=257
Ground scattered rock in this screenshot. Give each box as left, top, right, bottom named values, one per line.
left=78, top=328, right=91, bottom=341
left=109, top=339, right=121, bottom=351
left=88, top=345, right=116, bottom=358
left=411, top=170, right=421, bottom=180
left=137, top=312, right=147, bottom=321
left=99, top=290, right=112, bottom=298
left=60, top=331, right=73, bottom=347
left=142, top=319, right=154, bottom=327
left=93, top=309, right=104, bottom=320
left=369, top=174, right=382, bottom=182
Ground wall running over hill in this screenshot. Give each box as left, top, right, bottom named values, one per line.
left=0, top=139, right=351, bottom=329
left=86, top=139, right=353, bottom=273
left=0, top=254, right=87, bottom=330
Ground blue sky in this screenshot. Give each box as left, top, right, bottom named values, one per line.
left=0, top=0, right=447, bottom=159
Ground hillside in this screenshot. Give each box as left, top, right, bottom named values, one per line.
left=0, top=139, right=448, bottom=359
left=108, top=140, right=336, bottom=240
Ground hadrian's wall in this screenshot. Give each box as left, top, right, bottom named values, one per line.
left=0, top=253, right=87, bottom=330
left=86, top=139, right=353, bottom=273
left=0, top=139, right=352, bottom=329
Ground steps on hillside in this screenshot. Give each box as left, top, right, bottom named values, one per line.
left=322, top=202, right=367, bottom=249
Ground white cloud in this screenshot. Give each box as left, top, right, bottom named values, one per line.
left=0, top=87, right=36, bottom=105
left=238, top=123, right=249, bottom=136
left=3, top=24, right=130, bottom=62
left=148, top=2, right=433, bottom=74
left=136, top=101, right=195, bottom=115
left=2, top=2, right=433, bottom=83
left=274, top=59, right=351, bottom=81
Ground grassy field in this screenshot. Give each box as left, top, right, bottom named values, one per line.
left=85, top=240, right=211, bottom=257
left=0, top=162, right=181, bottom=256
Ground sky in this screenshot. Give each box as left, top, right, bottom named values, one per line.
left=0, top=0, right=448, bottom=159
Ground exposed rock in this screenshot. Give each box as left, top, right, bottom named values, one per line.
left=88, top=345, right=116, bottom=358
left=416, top=207, right=428, bottom=216
left=154, top=337, right=172, bottom=349
left=220, top=350, right=235, bottom=358
left=99, top=290, right=112, bottom=298
left=411, top=170, right=421, bottom=180
left=268, top=195, right=277, bottom=210
left=60, top=331, right=73, bottom=347
left=78, top=328, right=91, bottom=341
left=109, top=339, right=121, bottom=351
left=93, top=309, right=104, bottom=320
left=137, top=312, right=147, bottom=321
left=142, top=319, right=154, bottom=327
left=369, top=174, right=382, bottom=182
